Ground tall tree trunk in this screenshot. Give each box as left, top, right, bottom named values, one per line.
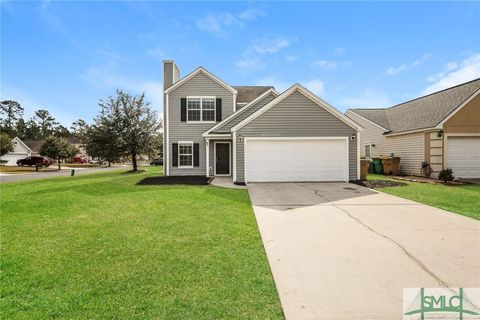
left=132, top=152, right=137, bottom=171
left=57, top=157, right=61, bottom=170
left=108, top=161, right=111, bottom=167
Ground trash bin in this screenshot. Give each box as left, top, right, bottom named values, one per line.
left=360, top=159, right=370, bottom=180
left=71, top=169, right=75, bottom=176
left=372, top=158, right=383, bottom=174
left=382, top=157, right=400, bottom=175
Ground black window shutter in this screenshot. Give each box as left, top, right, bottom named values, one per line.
left=172, top=143, right=178, bottom=167
left=193, top=143, right=200, bottom=167
left=180, top=98, right=187, bottom=122
left=216, top=98, right=222, bottom=122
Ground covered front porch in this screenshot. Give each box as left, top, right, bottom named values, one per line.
left=205, top=135, right=233, bottom=178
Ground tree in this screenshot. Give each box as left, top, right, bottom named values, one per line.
left=0, top=100, right=24, bottom=135
left=71, top=119, right=88, bottom=140
left=40, top=136, right=77, bottom=169
left=84, top=123, right=122, bottom=166
left=35, top=109, right=57, bottom=138
left=25, top=118, right=41, bottom=140
left=54, top=124, right=72, bottom=138
left=15, top=118, right=27, bottom=140
left=96, top=90, right=161, bottom=171
left=0, top=132, right=14, bottom=157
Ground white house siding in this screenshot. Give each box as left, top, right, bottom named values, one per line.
left=167, top=72, right=235, bottom=176
left=385, top=132, right=425, bottom=175
left=236, top=91, right=358, bottom=182
left=0, top=137, right=31, bottom=166
left=346, top=111, right=388, bottom=157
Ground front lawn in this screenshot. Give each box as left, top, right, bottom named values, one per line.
left=368, top=174, right=480, bottom=220
left=0, top=167, right=282, bottom=319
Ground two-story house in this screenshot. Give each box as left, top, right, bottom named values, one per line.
left=163, top=60, right=362, bottom=184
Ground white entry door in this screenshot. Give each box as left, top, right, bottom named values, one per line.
left=446, top=136, right=480, bottom=178
left=244, top=137, right=349, bottom=182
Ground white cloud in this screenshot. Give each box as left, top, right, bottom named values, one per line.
left=385, top=53, right=432, bottom=76
left=235, top=58, right=265, bottom=71
left=422, top=53, right=480, bottom=94
left=311, top=59, right=351, bottom=70
left=338, top=88, right=392, bottom=109
left=235, top=35, right=293, bottom=72
left=195, top=8, right=264, bottom=36
left=79, top=65, right=164, bottom=113
left=285, top=55, right=298, bottom=62
left=333, top=47, right=346, bottom=55
left=146, top=45, right=166, bottom=60
left=251, top=36, right=291, bottom=54
left=304, top=79, right=325, bottom=96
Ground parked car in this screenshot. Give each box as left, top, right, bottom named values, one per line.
left=150, top=158, right=163, bottom=166
left=72, top=156, right=87, bottom=164
left=16, top=156, right=52, bottom=167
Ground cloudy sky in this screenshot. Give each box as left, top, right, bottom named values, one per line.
left=1, top=1, right=479, bottom=125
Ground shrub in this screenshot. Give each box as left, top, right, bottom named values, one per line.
left=438, top=168, right=454, bottom=182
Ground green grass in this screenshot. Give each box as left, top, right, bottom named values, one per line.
left=368, top=174, right=480, bottom=220
left=0, top=167, right=282, bottom=319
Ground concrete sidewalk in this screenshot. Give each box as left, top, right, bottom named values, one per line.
left=249, top=184, right=480, bottom=319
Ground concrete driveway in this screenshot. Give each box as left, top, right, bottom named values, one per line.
left=248, top=183, right=480, bottom=320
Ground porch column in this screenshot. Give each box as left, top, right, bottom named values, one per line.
left=205, top=139, right=210, bottom=177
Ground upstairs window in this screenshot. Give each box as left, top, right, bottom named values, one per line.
left=187, top=97, right=215, bottom=122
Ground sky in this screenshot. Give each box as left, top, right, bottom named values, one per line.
left=1, top=1, right=480, bottom=126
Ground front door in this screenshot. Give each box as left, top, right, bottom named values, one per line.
left=215, top=143, right=230, bottom=175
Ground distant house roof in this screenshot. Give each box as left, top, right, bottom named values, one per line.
left=350, top=78, right=480, bottom=134
left=23, top=140, right=44, bottom=153
left=233, top=86, right=274, bottom=104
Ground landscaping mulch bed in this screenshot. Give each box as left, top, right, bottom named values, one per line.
left=351, top=179, right=407, bottom=189
left=390, top=175, right=466, bottom=185
left=137, top=176, right=211, bottom=185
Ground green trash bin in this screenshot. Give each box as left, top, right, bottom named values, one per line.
left=372, top=158, right=383, bottom=174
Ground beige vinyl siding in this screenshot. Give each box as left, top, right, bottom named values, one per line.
left=236, top=91, right=358, bottom=182
left=386, top=132, right=425, bottom=175
left=212, top=92, right=277, bottom=133
left=167, top=72, right=235, bottom=176
left=346, top=111, right=388, bottom=157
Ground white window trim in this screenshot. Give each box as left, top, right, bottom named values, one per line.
left=186, top=96, right=216, bottom=123
left=214, top=141, right=231, bottom=176
left=178, top=141, right=194, bottom=169
left=363, top=142, right=372, bottom=159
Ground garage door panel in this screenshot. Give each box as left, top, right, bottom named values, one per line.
left=446, top=137, right=480, bottom=178
left=245, top=138, right=348, bottom=182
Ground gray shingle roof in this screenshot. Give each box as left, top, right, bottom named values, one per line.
left=351, top=78, right=480, bottom=134
left=233, top=86, right=273, bottom=103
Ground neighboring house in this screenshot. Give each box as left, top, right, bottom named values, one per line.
left=163, top=60, right=362, bottom=183
left=346, top=78, right=480, bottom=179
left=1, top=137, right=32, bottom=165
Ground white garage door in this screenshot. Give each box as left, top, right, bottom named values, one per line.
left=0, top=153, right=29, bottom=166
left=245, top=138, right=349, bottom=182
left=446, top=136, right=480, bottom=178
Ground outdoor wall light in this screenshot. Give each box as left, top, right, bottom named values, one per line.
left=238, top=135, right=243, bottom=142
left=437, top=130, right=444, bottom=138
left=350, top=134, right=356, bottom=141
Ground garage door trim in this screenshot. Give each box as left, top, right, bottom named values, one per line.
left=244, top=136, right=350, bottom=183
left=445, top=133, right=480, bottom=178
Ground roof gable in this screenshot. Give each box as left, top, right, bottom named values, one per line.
left=164, top=67, right=237, bottom=94
left=12, top=137, right=31, bottom=153
left=232, top=84, right=362, bottom=132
